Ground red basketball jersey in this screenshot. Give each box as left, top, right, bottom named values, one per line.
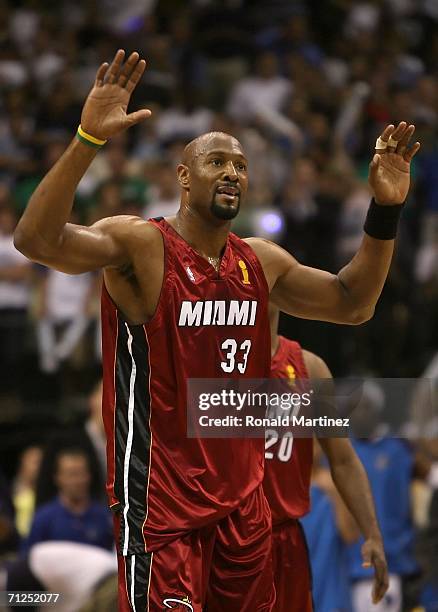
left=263, top=336, right=313, bottom=524
left=101, top=218, right=270, bottom=554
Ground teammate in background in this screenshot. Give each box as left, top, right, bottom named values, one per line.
left=264, top=304, right=389, bottom=610
left=14, top=50, right=418, bottom=611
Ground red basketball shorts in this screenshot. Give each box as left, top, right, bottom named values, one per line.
left=271, top=518, right=313, bottom=612
left=114, top=484, right=275, bottom=611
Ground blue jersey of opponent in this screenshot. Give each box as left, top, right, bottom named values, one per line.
left=347, top=437, right=419, bottom=578
left=302, top=484, right=352, bottom=612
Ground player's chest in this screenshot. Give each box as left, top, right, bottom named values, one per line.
left=169, top=253, right=262, bottom=315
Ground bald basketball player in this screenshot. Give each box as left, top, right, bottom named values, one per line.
left=14, top=51, right=419, bottom=611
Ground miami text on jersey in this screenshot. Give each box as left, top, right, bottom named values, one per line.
left=178, top=300, right=258, bottom=327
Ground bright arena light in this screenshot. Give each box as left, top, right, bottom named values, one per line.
left=260, top=211, right=283, bottom=234
left=252, top=209, right=285, bottom=240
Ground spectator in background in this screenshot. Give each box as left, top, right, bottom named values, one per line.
left=336, top=181, right=371, bottom=268
left=419, top=485, right=438, bottom=611
left=0, top=470, right=18, bottom=557
left=29, top=24, right=65, bottom=97
left=131, top=102, right=161, bottom=164
left=155, top=85, right=213, bottom=144
left=23, top=447, right=113, bottom=555
left=0, top=90, right=36, bottom=183
left=34, top=253, right=100, bottom=374
left=4, top=443, right=114, bottom=611
left=301, top=442, right=358, bottom=612
left=0, top=203, right=32, bottom=396
left=409, top=356, right=438, bottom=609
left=27, top=541, right=117, bottom=612
left=194, top=0, right=250, bottom=108
left=347, top=382, right=420, bottom=612
left=83, top=135, right=150, bottom=221
left=88, top=179, right=124, bottom=223
left=33, top=74, right=81, bottom=142
left=36, top=433, right=104, bottom=509
left=98, top=0, right=157, bottom=36
left=143, top=160, right=180, bottom=219
left=0, top=37, right=27, bottom=89
left=84, top=380, right=106, bottom=485
left=12, top=446, right=42, bottom=539
left=12, top=137, right=68, bottom=215
left=414, top=227, right=438, bottom=367
left=227, top=50, right=292, bottom=124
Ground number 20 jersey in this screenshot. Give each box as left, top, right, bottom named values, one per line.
left=101, top=218, right=270, bottom=554
left=263, top=337, right=313, bottom=525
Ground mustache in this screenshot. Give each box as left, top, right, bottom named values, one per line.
left=215, top=183, right=241, bottom=196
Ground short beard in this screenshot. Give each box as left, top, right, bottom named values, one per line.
left=210, top=197, right=240, bottom=220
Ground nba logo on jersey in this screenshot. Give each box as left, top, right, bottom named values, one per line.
left=186, top=266, right=196, bottom=282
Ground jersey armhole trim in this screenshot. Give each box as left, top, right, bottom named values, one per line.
left=142, top=220, right=173, bottom=333
left=101, top=222, right=172, bottom=329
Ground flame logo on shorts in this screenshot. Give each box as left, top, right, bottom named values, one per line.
left=162, top=596, right=194, bottom=611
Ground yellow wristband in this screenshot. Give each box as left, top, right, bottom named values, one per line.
left=77, top=125, right=107, bottom=147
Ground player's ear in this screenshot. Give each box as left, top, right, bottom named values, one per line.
left=177, top=164, right=190, bottom=190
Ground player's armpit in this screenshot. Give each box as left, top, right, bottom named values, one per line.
left=246, top=237, right=371, bottom=325
left=14, top=215, right=147, bottom=275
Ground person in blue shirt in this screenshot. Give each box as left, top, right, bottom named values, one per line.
left=346, top=382, right=420, bottom=612
left=302, top=444, right=359, bottom=612
left=22, top=447, right=113, bottom=554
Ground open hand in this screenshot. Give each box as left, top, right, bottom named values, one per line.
left=361, top=537, right=389, bottom=604
left=368, top=122, right=420, bottom=205
left=80, top=50, right=151, bottom=141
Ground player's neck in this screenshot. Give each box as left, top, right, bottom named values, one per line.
left=172, top=211, right=230, bottom=259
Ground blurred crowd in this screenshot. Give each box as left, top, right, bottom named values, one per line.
left=0, top=0, right=437, bottom=610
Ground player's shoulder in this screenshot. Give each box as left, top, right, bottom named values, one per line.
left=244, top=236, right=296, bottom=266
left=93, top=215, right=163, bottom=245
left=243, top=236, right=277, bottom=253
left=302, top=349, right=332, bottom=379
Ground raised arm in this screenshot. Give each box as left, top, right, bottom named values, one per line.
left=304, top=350, right=388, bottom=604
left=14, top=50, right=151, bottom=274
left=249, top=122, right=420, bottom=324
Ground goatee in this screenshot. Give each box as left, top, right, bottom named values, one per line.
left=210, top=200, right=240, bottom=220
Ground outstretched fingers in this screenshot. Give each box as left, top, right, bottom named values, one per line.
left=105, top=49, right=125, bottom=84
left=375, top=121, right=421, bottom=162
left=125, top=59, right=147, bottom=93
left=117, top=51, right=140, bottom=87
left=95, top=62, right=109, bottom=87
left=385, top=121, right=407, bottom=152
left=375, top=123, right=395, bottom=150
left=391, top=122, right=420, bottom=162
left=102, top=50, right=147, bottom=94
left=395, top=123, right=414, bottom=156
left=404, top=141, right=421, bottom=162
